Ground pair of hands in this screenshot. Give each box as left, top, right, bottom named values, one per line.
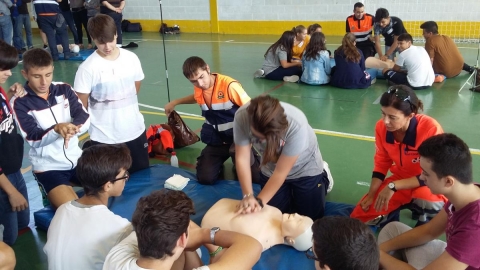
left=8, top=83, right=27, bottom=99
left=360, top=186, right=395, bottom=212
left=235, top=195, right=262, bottom=214
left=54, top=123, right=83, bottom=148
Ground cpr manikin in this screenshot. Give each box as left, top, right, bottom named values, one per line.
left=201, top=198, right=313, bottom=251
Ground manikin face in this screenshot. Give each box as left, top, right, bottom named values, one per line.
left=354, top=7, right=365, bottom=20
left=188, top=67, right=212, bottom=90
left=397, top=40, right=411, bottom=52
left=281, top=213, right=313, bottom=238
left=94, top=35, right=118, bottom=57
left=381, top=106, right=413, bottom=133
left=379, top=17, right=390, bottom=28
left=21, top=65, right=54, bottom=96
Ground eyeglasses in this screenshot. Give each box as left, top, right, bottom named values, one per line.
left=97, top=171, right=130, bottom=187
left=387, top=87, right=413, bottom=111
left=305, top=247, right=319, bottom=261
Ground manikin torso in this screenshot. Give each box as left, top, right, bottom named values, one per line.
left=202, top=198, right=295, bottom=251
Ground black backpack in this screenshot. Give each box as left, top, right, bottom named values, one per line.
left=121, top=20, right=131, bottom=32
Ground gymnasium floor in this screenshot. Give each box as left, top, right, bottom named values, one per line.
left=6, top=32, right=480, bottom=269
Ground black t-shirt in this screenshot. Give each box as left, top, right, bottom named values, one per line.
left=0, top=88, right=24, bottom=176
left=58, top=0, right=70, bottom=12
left=374, top=16, right=407, bottom=46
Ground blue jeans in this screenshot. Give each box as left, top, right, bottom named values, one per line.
left=13, top=14, right=33, bottom=50
left=0, top=15, right=13, bottom=45
left=365, top=68, right=378, bottom=80
left=0, top=171, right=30, bottom=246
left=37, top=15, right=70, bottom=59
left=61, top=10, right=79, bottom=44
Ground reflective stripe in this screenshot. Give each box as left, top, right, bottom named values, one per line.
left=200, top=104, right=208, bottom=110
left=353, top=30, right=372, bottom=36
left=199, top=101, right=234, bottom=111
left=34, top=0, right=59, bottom=4
left=205, top=121, right=234, bottom=132
left=355, top=36, right=371, bottom=42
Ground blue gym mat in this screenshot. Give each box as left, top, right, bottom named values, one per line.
left=34, top=164, right=354, bottom=270
left=58, top=49, right=95, bottom=61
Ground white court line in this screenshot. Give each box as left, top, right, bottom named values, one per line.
left=123, top=38, right=480, bottom=50
left=372, top=95, right=382, bottom=104
left=138, top=103, right=480, bottom=155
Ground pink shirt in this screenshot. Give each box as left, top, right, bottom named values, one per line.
left=444, top=188, right=480, bottom=270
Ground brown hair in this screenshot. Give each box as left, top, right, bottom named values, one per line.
left=182, top=56, right=208, bottom=78
left=380, top=85, right=424, bottom=116
left=247, top=95, right=288, bottom=166
left=0, top=40, right=19, bottom=71
left=292, top=25, right=306, bottom=35
left=336, top=33, right=361, bottom=63
left=22, top=48, right=53, bottom=72
left=87, top=14, right=117, bottom=44
left=76, top=144, right=132, bottom=196
left=307, top=23, right=322, bottom=35
left=132, top=190, right=195, bottom=259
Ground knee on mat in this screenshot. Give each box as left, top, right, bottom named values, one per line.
left=196, top=169, right=220, bottom=185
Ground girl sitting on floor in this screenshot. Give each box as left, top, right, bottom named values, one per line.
left=301, top=32, right=331, bottom=85
left=307, top=23, right=322, bottom=35
left=254, top=31, right=302, bottom=82
left=331, top=33, right=376, bottom=89
left=292, top=25, right=309, bottom=60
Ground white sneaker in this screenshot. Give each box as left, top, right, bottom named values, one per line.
left=371, top=78, right=377, bottom=85
left=253, top=69, right=265, bottom=78
left=323, top=161, right=334, bottom=193
left=283, top=75, right=299, bottom=83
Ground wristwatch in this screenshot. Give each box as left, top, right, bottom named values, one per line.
left=388, top=182, right=397, bottom=192
left=210, top=227, right=220, bottom=245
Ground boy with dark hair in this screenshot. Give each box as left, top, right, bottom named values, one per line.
left=379, top=133, right=480, bottom=270
left=0, top=40, right=29, bottom=246
left=103, top=189, right=262, bottom=270
left=346, top=2, right=376, bottom=58
left=164, top=56, right=260, bottom=185
left=75, top=14, right=149, bottom=173
left=420, top=21, right=475, bottom=78
left=382, top=33, right=434, bottom=90
left=10, top=48, right=90, bottom=209
left=373, top=8, right=407, bottom=61
left=44, top=144, right=133, bottom=270
left=310, top=216, right=379, bottom=270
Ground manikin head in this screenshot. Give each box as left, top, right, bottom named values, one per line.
left=281, top=213, right=314, bottom=251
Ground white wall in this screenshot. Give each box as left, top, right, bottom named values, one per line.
left=123, top=0, right=210, bottom=20
left=122, top=0, right=480, bottom=22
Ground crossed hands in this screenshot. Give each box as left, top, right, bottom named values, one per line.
left=54, top=123, right=83, bottom=148
left=236, top=194, right=262, bottom=214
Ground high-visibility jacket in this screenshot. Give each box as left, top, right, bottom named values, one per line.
left=194, top=74, right=239, bottom=145
left=346, top=14, right=374, bottom=43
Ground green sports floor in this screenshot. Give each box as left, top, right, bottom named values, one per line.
left=6, top=32, right=480, bottom=269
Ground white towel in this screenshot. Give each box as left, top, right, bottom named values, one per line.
left=165, top=174, right=189, bottom=190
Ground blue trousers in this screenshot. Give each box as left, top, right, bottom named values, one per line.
left=0, top=171, right=30, bottom=246
left=37, top=14, right=70, bottom=59
left=12, top=14, right=33, bottom=49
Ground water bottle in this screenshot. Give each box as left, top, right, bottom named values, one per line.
left=170, top=152, right=179, bottom=167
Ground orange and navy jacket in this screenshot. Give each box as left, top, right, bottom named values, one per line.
left=194, top=73, right=240, bottom=146
left=373, top=114, right=443, bottom=184
left=146, top=124, right=174, bottom=155
left=346, top=14, right=374, bottom=44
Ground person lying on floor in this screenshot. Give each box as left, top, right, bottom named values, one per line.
left=103, top=190, right=262, bottom=270
left=201, top=198, right=314, bottom=251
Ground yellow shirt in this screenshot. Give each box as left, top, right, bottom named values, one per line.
left=292, top=35, right=310, bottom=59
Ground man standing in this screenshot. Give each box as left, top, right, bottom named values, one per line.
left=379, top=133, right=480, bottom=270
left=164, top=56, right=260, bottom=185
left=0, top=0, right=13, bottom=45
left=382, top=34, right=434, bottom=90
left=11, top=0, right=33, bottom=52
left=420, top=21, right=475, bottom=78
left=346, top=2, right=376, bottom=58
left=373, top=8, right=407, bottom=61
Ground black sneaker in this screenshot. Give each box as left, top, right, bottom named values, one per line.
left=43, top=44, right=48, bottom=49
left=469, top=66, right=476, bottom=74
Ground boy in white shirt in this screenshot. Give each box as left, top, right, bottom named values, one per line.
left=382, top=33, right=434, bottom=90
left=44, top=144, right=133, bottom=270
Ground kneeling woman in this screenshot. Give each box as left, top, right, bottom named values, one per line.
left=331, top=33, right=376, bottom=89
left=233, top=95, right=330, bottom=220
left=255, top=31, right=302, bottom=82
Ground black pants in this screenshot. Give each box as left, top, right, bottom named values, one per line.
left=103, top=11, right=122, bottom=45
left=259, top=170, right=329, bottom=220
left=83, top=130, right=149, bottom=173
left=384, top=70, right=430, bottom=90
left=72, top=8, right=91, bottom=44
left=265, top=66, right=302, bottom=81
left=196, top=143, right=261, bottom=185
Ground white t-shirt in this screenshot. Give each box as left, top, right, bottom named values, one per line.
left=74, top=48, right=146, bottom=144
left=44, top=201, right=133, bottom=270
left=104, top=232, right=211, bottom=270
left=395, top=45, right=435, bottom=87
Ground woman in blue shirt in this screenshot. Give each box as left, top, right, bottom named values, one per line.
left=301, top=32, right=331, bottom=85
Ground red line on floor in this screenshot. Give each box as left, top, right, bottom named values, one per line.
left=154, top=156, right=196, bottom=170
left=263, top=82, right=285, bottom=95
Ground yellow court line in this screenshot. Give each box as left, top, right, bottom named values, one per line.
left=140, top=110, right=204, bottom=120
